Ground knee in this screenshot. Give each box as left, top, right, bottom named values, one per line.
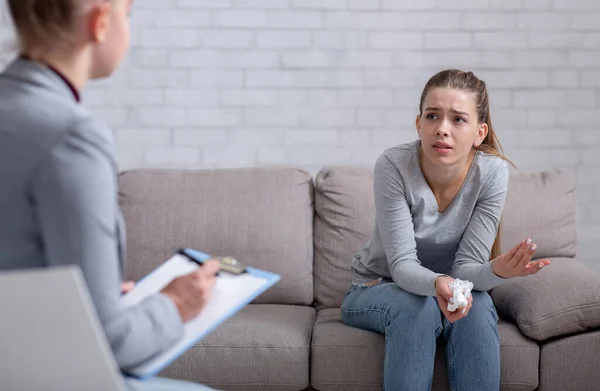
left=385, top=288, right=440, bottom=328
left=462, top=291, right=499, bottom=331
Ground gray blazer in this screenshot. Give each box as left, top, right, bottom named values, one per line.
left=0, top=58, right=183, bottom=371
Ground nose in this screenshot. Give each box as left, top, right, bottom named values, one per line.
left=436, top=124, right=450, bottom=137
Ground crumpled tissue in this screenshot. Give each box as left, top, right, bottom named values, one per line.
left=447, top=279, right=473, bottom=312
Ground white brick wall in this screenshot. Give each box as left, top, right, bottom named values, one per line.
left=1, top=0, right=599, bottom=270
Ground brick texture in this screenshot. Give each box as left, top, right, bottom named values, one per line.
left=0, top=0, right=598, bottom=269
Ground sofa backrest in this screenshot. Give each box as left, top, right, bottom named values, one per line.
left=313, top=167, right=577, bottom=310
left=119, top=168, right=315, bottom=305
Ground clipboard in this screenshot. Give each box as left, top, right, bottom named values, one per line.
left=120, top=248, right=280, bottom=379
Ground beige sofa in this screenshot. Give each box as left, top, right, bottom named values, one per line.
left=118, top=166, right=600, bottom=391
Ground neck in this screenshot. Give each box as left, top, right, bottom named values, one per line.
left=22, top=47, right=90, bottom=91
left=419, top=146, right=475, bottom=193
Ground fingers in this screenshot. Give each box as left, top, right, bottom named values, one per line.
left=539, top=259, right=551, bottom=266
left=524, top=259, right=550, bottom=275
left=120, top=281, right=135, bottom=294
left=439, top=286, right=453, bottom=302
left=446, top=307, right=465, bottom=323
left=437, top=294, right=464, bottom=323
left=462, top=295, right=473, bottom=317
left=202, top=259, right=221, bottom=276
left=191, top=260, right=221, bottom=280
left=518, top=243, right=537, bottom=269
left=440, top=294, right=473, bottom=323
left=506, top=241, right=523, bottom=260
left=510, top=239, right=531, bottom=267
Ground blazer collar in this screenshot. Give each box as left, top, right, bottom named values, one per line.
left=3, top=57, right=80, bottom=103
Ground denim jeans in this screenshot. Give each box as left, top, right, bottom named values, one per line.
left=341, top=281, right=500, bottom=391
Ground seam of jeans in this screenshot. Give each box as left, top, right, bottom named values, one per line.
left=383, top=306, right=440, bottom=391
left=445, top=320, right=457, bottom=391
left=341, top=307, right=389, bottom=316
left=426, top=332, right=436, bottom=391
left=341, top=307, right=390, bottom=333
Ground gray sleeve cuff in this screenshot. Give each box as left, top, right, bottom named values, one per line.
left=452, top=261, right=507, bottom=292
left=146, top=293, right=185, bottom=343
left=485, top=260, right=508, bottom=287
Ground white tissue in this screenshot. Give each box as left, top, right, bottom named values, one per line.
left=447, top=279, right=474, bottom=312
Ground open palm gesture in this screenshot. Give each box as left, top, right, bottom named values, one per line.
left=491, top=239, right=551, bottom=279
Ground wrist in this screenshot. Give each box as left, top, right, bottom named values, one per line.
left=491, top=259, right=507, bottom=279
left=162, top=291, right=187, bottom=322
left=434, top=274, right=450, bottom=290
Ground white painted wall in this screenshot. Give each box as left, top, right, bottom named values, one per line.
left=1, top=0, right=599, bottom=269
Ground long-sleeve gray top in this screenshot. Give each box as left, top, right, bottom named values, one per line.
left=351, top=140, right=509, bottom=297
left=0, top=58, right=183, bottom=372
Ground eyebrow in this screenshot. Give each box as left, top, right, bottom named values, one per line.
left=423, top=107, right=470, bottom=117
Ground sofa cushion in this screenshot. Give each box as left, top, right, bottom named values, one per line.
left=313, top=167, right=374, bottom=310
left=119, top=168, right=314, bottom=305
left=161, top=304, right=316, bottom=391
left=313, top=166, right=577, bottom=310
left=500, top=169, right=576, bottom=259
left=491, top=258, right=600, bottom=341
left=311, top=308, right=539, bottom=391
left=539, top=329, right=600, bottom=391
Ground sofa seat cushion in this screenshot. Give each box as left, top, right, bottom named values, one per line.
left=311, top=308, right=539, bottom=391
left=119, top=168, right=314, bottom=305
left=491, top=258, right=600, bottom=341
left=160, top=304, right=316, bottom=391
left=539, top=329, right=600, bottom=391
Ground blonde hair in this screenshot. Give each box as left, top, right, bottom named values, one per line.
left=419, top=69, right=514, bottom=261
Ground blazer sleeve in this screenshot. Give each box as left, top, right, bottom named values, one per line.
left=31, top=117, right=184, bottom=371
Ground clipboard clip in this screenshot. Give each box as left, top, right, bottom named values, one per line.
left=177, top=248, right=247, bottom=275
left=215, top=256, right=247, bottom=275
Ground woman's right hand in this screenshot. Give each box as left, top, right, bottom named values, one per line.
left=161, top=260, right=221, bottom=323
left=491, top=239, right=551, bottom=279
left=435, top=276, right=472, bottom=323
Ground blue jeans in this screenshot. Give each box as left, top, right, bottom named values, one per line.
left=125, top=377, right=218, bottom=391
left=341, top=282, right=500, bottom=391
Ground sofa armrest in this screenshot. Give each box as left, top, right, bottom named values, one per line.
left=490, top=258, right=600, bottom=341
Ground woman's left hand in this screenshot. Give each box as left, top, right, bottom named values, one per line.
left=120, top=280, right=135, bottom=294
left=491, top=239, right=551, bottom=279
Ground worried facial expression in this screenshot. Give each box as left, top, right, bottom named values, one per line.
left=416, top=87, right=488, bottom=167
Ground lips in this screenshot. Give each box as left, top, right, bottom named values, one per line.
left=433, top=141, right=452, bottom=149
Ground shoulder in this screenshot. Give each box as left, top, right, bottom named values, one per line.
left=46, top=116, right=117, bottom=179
left=471, top=151, right=510, bottom=198
left=0, top=75, right=113, bottom=158
left=31, top=115, right=118, bottom=195
left=474, top=151, right=509, bottom=182
left=375, top=139, right=419, bottom=173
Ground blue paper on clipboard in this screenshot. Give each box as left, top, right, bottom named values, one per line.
left=120, top=248, right=280, bottom=379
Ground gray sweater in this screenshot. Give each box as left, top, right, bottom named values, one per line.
left=0, top=58, right=183, bottom=371
left=351, top=140, right=509, bottom=297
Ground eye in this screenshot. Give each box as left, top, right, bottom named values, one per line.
left=454, top=117, right=466, bottom=124
left=425, top=113, right=438, bottom=120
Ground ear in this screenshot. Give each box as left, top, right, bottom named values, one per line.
left=415, top=114, right=421, bottom=139
left=473, top=122, right=488, bottom=147
left=89, top=2, right=113, bottom=43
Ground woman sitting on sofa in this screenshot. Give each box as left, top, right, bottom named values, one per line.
left=342, top=69, right=551, bottom=391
